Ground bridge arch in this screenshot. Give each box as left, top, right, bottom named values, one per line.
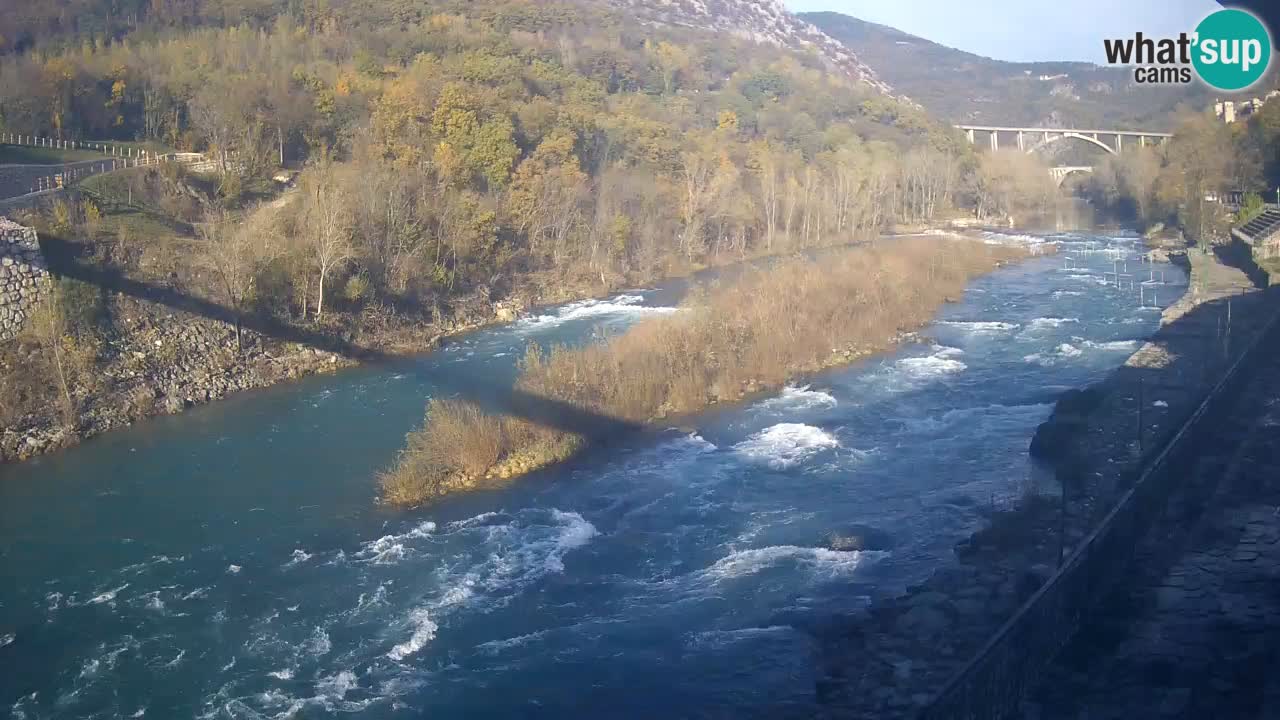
left=1028, top=132, right=1117, bottom=156
left=1050, top=166, right=1093, bottom=187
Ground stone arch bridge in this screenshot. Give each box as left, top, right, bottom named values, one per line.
left=957, top=125, right=1174, bottom=185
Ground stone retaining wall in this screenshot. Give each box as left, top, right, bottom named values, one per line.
left=0, top=217, right=49, bottom=340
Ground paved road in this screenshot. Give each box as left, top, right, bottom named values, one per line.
left=1021, top=336, right=1280, bottom=719
left=0, top=160, right=115, bottom=201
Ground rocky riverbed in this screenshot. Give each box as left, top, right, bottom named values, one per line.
left=0, top=281, right=533, bottom=462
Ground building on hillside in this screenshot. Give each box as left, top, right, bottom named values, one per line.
left=1216, top=91, right=1280, bottom=123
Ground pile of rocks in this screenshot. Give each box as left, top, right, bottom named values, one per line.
left=0, top=217, right=48, bottom=340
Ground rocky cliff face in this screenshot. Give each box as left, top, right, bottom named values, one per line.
left=596, top=0, right=896, bottom=95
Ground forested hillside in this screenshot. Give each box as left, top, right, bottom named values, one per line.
left=0, top=0, right=1065, bottom=458
left=0, top=0, right=1057, bottom=316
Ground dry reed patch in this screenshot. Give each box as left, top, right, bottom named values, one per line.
left=382, top=238, right=1029, bottom=505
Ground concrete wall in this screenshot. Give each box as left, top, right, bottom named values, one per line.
left=0, top=217, right=49, bottom=340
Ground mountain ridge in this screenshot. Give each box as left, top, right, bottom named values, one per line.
left=801, top=10, right=1216, bottom=130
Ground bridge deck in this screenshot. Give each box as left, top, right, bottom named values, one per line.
left=954, top=125, right=1174, bottom=137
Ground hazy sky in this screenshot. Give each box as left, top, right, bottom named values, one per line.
left=784, top=0, right=1224, bottom=63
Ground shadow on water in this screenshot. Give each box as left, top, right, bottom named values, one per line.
left=38, top=235, right=644, bottom=443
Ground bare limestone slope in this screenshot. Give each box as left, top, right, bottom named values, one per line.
left=591, top=0, right=897, bottom=95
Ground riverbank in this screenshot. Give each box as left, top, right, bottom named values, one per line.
left=1, top=214, right=927, bottom=465
left=815, top=233, right=1270, bottom=717
left=381, top=237, right=1033, bottom=506
left=0, top=225, right=1165, bottom=720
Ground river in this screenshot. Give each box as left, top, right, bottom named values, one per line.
left=0, top=229, right=1186, bottom=719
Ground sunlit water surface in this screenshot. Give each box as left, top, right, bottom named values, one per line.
left=0, top=230, right=1186, bottom=719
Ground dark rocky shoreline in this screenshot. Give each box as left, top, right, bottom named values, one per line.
left=816, top=241, right=1276, bottom=717
left=0, top=283, right=533, bottom=463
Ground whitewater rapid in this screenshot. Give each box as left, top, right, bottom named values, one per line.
left=0, top=230, right=1188, bottom=719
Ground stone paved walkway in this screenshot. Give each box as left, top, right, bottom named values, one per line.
left=1021, top=349, right=1280, bottom=719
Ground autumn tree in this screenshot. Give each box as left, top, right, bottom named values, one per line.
left=198, top=206, right=276, bottom=350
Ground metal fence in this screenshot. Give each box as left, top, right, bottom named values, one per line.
left=2, top=152, right=214, bottom=206
left=1, top=132, right=151, bottom=159
left=918, top=299, right=1280, bottom=720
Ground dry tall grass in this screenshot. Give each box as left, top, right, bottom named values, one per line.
left=381, top=237, right=1030, bottom=505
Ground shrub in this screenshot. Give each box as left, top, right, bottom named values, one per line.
left=343, top=273, right=370, bottom=303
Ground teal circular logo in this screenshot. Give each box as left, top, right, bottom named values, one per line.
left=1192, top=9, right=1272, bottom=91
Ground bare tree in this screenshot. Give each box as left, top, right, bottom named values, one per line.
left=298, top=163, right=354, bottom=320
left=198, top=206, right=275, bottom=350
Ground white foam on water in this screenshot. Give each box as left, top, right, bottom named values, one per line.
left=283, top=549, right=312, bottom=568
left=387, top=608, right=438, bottom=661
left=1083, top=339, right=1141, bottom=352
left=515, top=294, right=678, bottom=332
left=355, top=536, right=408, bottom=565
left=936, top=320, right=1018, bottom=333
left=1067, top=273, right=1109, bottom=285
left=733, top=424, right=840, bottom=469
left=352, top=582, right=392, bottom=616
left=981, top=230, right=1048, bottom=247
left=931, top=344, right=964, bottom=357
left=141, top=591, right=165, bottom=613
left=87, top=583, right=129, bottom=605
left=897, top=355, right=968, bottom=378
left=704, top=546, right=875, bottom=581
left=1024, top=343, right=1084, bottom=366
left=0, top=633, right=13, bottom=649
left=316, top=670, right=359, bottom=699
left=304, top=627, right=331, bottom=657
left=652, top=432, right=718, bottom=460
left=1052, top=290, right=1084, bottom=298
left=755, top=385, right=837, bottom=412
left=181, top=586, right=209, bottom=601
left=1153, top=400, right=1170, bottom=408
left=365, top=508, right=600, bottom=661
left=408, top=521, right=437, bottom=538
left=164, top=649, right=186, bottom=668
left=226, top=565, right=242, bottom=574
left=446, top=511, right=504, bottom=531
left=1028, top=317, right=1079, bottom=329
left=547, top=510, right=599, bottom=572
left=268, top=668, right=295, bottom=680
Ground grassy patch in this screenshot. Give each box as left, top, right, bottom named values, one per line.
left=381, top=237, right=1032, bottom=506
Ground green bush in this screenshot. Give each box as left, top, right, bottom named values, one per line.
left=343, top=273, right=370, bottom=303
